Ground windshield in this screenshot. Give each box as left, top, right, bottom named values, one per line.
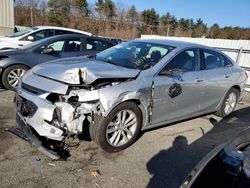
left=9, top=27, right=38, bottom=38
left=95, top=41, right=175, bottom=70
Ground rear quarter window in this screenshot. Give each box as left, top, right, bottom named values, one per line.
left=223, top=56, right=234, bottom=67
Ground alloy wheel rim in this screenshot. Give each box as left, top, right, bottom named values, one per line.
left=224, top=92, right=237, bottom=115
left=7, top=68, right=26, bottom=88
left=106, top=110, right=137, bottom=147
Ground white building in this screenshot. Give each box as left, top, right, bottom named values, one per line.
left=0, top=0, right=15, bottom=36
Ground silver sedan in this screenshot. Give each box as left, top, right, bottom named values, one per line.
left=11, top=39, right=248, bottom=159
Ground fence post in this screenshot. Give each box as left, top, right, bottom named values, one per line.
left=236, top=47, right=243, bottom=65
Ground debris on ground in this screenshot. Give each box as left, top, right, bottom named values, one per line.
left=35, top=157, right=42, bottom=166
left=48, top=163, right=56, bottom=167
left=91, top=170, right=101, bottom=177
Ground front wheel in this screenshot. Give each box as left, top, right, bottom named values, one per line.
left=216, top=88, right=239, bottom=118
left=2, top=65, right=28, bottom=91
left=90, top=102, right=142, bottom=152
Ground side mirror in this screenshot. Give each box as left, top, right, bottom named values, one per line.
left=41, top=48, right=54, bottom=54
left=27, top=35, right=34, bottom=41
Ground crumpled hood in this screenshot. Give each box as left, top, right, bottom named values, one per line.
left=32, top=57, right=140, bottom=85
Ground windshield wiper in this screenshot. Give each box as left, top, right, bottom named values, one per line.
left=86, top=54, right=96, bottom=59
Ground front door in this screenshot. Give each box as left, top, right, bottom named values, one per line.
left=36, top=37, right=83, bottom=64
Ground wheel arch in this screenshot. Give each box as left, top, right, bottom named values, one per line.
left=3, top=63, right=30, bottom=71
left=215, top=85, right=241, bottom=113
left=102, top=98, right=148, bottom=129
left=232, top=85, right=241, bottom=95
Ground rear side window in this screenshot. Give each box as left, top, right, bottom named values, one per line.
left=63, top=38, right=81, bottom=52
left=161, top=49, right=200, bottom=73
left=86, top=38, right=107, bottom=51
left=203, top=49, right=224, bottom=70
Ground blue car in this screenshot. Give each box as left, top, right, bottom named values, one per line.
left=0, top=34, right=116, bottom=90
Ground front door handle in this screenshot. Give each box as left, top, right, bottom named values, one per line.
left=225, top=74, right=231, bottom=78
left=196, top=78, right=204, bottom=82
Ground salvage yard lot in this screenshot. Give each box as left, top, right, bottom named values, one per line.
left=0, top=88, right=250, bottom=188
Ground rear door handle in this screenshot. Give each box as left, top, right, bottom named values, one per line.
left=225, top=74, right=231, bottom=78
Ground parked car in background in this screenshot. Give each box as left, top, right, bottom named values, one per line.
left=0, top=34, right=116, bottom=90
left=180, top=128, right=250, bottom=188
left=0, top=26, right=92, bottom=50
left=10, top=39, right=247, bottom=159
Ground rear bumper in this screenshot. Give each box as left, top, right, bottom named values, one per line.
left=7, top=112, right=61, bottom=160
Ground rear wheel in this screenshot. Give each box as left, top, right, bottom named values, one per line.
left=2, top=65, right=28, bottom=91
left=90, top=102, right=142, bottom=152
left=216, top=88, right=239, bottom=117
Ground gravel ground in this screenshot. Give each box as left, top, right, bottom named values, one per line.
left=0, top=88, right=249, bottom=188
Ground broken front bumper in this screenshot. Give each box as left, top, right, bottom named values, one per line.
left=7, top=112, right=61, bottom=160
left=14, top=86, right=64, bottom=141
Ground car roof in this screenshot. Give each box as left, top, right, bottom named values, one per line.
left=34, top=26, right=92, bottom=36
left=136, top=38, right=213, bottom=49
left=45, top=34, right=115, bottom=42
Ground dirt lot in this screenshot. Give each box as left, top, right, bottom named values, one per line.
left=0, top=88, right=250, bottom=188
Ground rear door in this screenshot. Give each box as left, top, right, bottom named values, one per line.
left=199, top=49, right=233, bottom=111
left=151, top=48, right=205, bottom=124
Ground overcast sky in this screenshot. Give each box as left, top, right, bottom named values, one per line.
left=88, top=0, right=250, bottom=27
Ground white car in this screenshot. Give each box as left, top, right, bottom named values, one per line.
left=0, top=26, right=92, bottom=50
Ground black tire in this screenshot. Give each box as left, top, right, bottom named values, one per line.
left=89, top=101, right=142, bottom=152
left=2, top=65, right=29, bottom=91
left=215, top=88, right=239, bottom=118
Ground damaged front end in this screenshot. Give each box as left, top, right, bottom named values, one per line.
left=8, top=59, right=142, bottom=159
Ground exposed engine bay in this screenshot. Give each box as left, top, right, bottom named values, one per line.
left=9, top=59, right=148, bottom=159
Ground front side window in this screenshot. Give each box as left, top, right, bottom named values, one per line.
left=161, top=49, right=200, bottom=74
left=95, top=41, right=174, bottom=70
left=203, top=49, right=224, bottom=70
left=38, top=38, right=81, bottom=53
left=48, top=41, right=65, bottom=52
